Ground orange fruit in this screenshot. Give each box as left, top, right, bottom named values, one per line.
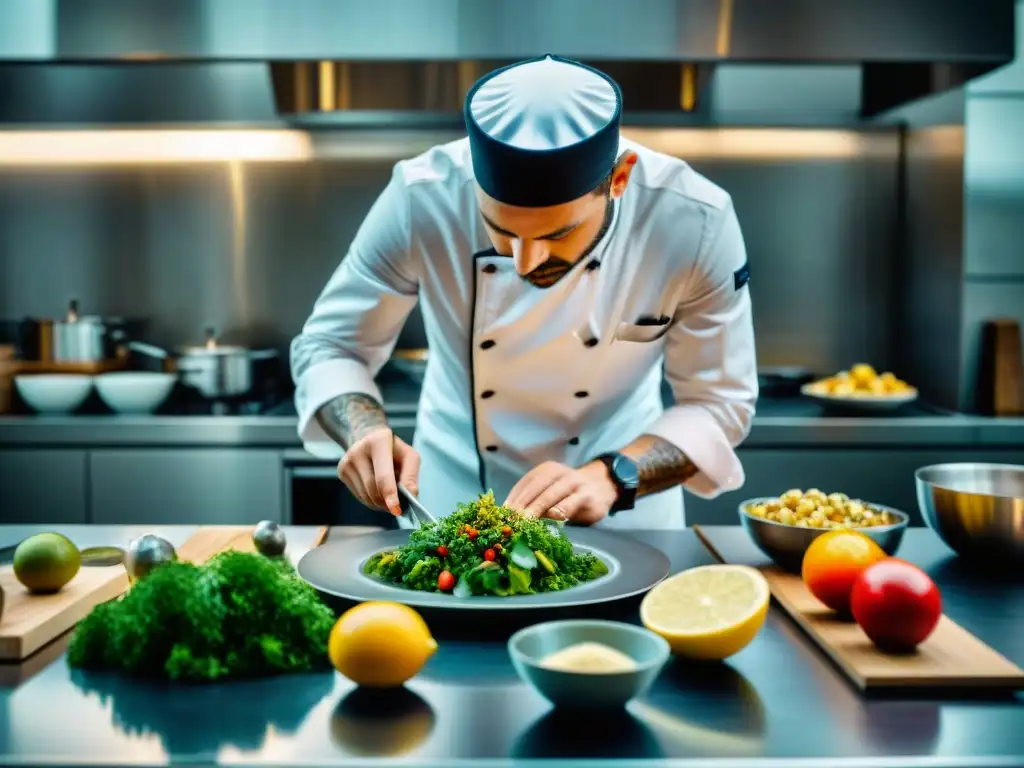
left=801, top=530, right=887, bottom=614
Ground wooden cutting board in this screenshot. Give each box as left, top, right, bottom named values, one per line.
left=694, top=528, right=1024, bottom=692
left=0, top=525, right=328, bottom=662
left=0, top=563, right=129, bottom=662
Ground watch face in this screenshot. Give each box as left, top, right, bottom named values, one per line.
left=612, top=454, right=640, bottom=490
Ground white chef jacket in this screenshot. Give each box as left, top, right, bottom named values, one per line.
left=291, top=136, right=758, bottom=529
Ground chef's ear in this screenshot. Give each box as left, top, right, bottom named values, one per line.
left=608, top=151, right=638, bottom=199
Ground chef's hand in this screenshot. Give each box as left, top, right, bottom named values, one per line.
left=504, top=461, right=618, bottom=526
left=337, top=427, right=420, bottom=517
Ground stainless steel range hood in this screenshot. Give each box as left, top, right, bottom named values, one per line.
left=0, top=0, right=1014, bottom=64
left=0, top=0, right=1015, bottom=123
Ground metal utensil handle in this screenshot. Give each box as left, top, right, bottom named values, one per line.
left=398, top=484, right=435, bottom=525
left=127, top=340, right=170, bottom=360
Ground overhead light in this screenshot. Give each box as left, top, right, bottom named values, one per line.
left=0, top=129, right=313, bottom=165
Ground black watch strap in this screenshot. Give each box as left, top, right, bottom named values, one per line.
left=596, top=452, right=640, bottom=514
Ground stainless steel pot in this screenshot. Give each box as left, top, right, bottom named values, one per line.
left=129, top=328, right=277, bottom=399
left=25, top=301, right=149, bottom=363
left=53, top=319, right=104, bottom=362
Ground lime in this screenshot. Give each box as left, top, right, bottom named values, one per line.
left=13, top=532, right=81, bottom=593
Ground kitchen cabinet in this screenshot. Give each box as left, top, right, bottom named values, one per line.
left=0, top=449, right=88, bottom=523
left=89, top=449, right=284, bottom=525
left=683, top=447, right=1024, bottom=527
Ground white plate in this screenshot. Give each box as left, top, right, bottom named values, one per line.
left=800, top=383, right=919, bottom=412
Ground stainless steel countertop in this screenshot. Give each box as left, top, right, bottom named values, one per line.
left=0, top=411, right=1020, bottom=449
left=0, top=524, right=1023, bottom=768
left=0, top=378, right=1022, bottom=448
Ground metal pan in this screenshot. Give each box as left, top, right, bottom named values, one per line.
left=129, top=327, right=277, bottom=400
left=297, top=528, right=670, bottom=612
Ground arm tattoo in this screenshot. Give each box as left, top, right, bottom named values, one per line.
left=315, top=393, right=389, bottom=449
left=625, top=434, right=700, bottom=498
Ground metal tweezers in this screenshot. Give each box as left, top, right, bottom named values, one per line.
left=397, top=484, right=436, bottom=528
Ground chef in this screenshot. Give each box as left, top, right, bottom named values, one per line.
left=291, top=55, right=757, bottom=530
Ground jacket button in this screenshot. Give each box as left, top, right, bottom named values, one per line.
left=480, top=340, right=496, bottom=350
left=481, top=390, right=495, bottom=399
left=584, top=337, right=599, bottom=348
left=568, top=437, right=580, bottom=445
left=586, top=260, right=600, bottom=271
left=575, top=391, right=589, bottom=398
left=485, top=445, right=498, bottom=452
left=482, top=264, right=497, bottom=274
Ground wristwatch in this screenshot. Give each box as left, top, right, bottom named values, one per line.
left=595, top=452, right=640, bottom=514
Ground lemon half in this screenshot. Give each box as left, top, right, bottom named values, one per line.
left=640, top=564, right=770, bottom=660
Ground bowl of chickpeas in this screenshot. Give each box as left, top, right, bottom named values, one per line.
left=801, top=364, right=918, bottom=412
left=739, top=488, right=909, bottom=573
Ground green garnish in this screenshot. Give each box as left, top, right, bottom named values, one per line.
left=67, top=550, right=334, bottom=682
left=363, top=491, right=609, bottom=596
left=535, top=550, right=556, bottom=575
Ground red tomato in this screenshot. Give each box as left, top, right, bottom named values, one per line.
left=436, top=545, right=448, bottom=557
left=483, top=548, right=496, bottom=561
left=467, top=528, right=479, bottom=541
left=502, top=526, right=512, bottom=537
left=851, top=558, right=942, bottom=653
left=437, top=570, right=455, bottom=591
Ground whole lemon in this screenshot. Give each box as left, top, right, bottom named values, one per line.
left=328, top=602, right=437, bottom=688
left=13, top=532, right=81, bottom=593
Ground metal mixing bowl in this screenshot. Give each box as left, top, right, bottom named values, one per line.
left=915, top=463, right=1024, bottom=568
left=738, top=498, right=910, bottom=574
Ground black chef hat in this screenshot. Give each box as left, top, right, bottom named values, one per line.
left=465, top=55, right=623, bottom=208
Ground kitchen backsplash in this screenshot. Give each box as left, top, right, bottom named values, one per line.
left=0, top=126, right=904, bottom=382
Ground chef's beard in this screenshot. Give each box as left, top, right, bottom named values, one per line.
left=522, top=195, right=616, bottom=289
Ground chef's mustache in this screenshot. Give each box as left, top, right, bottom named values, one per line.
left=522, top=256, right=574, bottom=288
left=520, top=195, right=615, bottom=289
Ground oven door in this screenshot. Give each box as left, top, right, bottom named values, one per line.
left=283, top=459, right=400, bottom=529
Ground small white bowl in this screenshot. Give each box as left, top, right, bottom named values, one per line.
left=95, top=372, right=176, bottom=414
left=508, top=620, right=670, bottom=711
left=15, top=374, right=94, bottom=414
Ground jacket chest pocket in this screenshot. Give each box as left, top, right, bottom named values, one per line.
left=614, top=314, right=673, bottom=344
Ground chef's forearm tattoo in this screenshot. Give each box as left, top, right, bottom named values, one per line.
left=626, top=434, right=700, bottom=497
left=315, top=393, right=389, bottom=449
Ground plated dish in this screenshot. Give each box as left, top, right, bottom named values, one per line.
left=801, top=363, right=917, bottom=410
left=298, top=496, right=670, bottom=611
left=364, top=493, right=608, bottom=597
